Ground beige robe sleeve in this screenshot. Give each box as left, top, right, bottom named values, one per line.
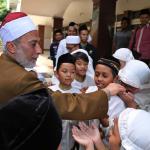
left=50, top=90, right=108, bottom=120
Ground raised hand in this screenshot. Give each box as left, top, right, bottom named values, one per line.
left=109, top=118, right=121, bottom=150
left=78, top=122, right=101, bottom=143
left=78, top=122, right=106, bottom=150
left=72, top=126, right=94, bottom=150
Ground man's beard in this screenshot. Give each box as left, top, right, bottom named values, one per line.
left=14, top=48, right=36, bottom=68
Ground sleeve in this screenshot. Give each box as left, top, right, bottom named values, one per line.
left=50, top=90, right=108, bottom=120
left=16, top=71, right=45, bottom=95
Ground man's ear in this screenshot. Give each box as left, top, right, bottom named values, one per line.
left=6, top=42, right=17, bottom=54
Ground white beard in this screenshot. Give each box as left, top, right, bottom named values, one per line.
left=14, top=48, right=36, bottom=68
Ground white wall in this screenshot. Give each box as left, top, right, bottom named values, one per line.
left=44, top=25, right=52, bottom=50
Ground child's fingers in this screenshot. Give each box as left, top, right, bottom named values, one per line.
left=79, top=122, right=89, bottom=132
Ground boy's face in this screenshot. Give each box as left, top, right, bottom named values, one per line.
left=121, top=20, right=128, bottom=29
left=55, top=32, right=63, bottom=41
left=66, top=44, right=76, bottom=51
left=75, top=59, right=88, bottom=76
left=56, top=63, right=75, bottom=86
left=67, top=26, right=77, bottom=36
left=79, top=30, right=89, bottom=43
left=94, top=64, right=115, bottom=89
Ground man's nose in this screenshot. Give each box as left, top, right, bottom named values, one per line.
left=36, top=43, right=42, bottom=54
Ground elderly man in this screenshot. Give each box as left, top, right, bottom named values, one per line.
left=0, top=12, right=124, bottom=149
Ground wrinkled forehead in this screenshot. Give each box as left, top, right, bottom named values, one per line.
left=19, top=30, right=40, bottom=42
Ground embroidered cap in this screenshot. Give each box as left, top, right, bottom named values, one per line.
left=97, top=58, right=120, bottom=76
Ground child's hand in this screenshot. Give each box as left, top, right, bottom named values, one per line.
left=78, top=122, right=106, bottom=150
left=108, top=118, right=121, bottom=150
left=80, top=87, right=88, bottom=93
left=72, top=126, right=94, bottom=150
left=79, top=122, right=101, bottom=144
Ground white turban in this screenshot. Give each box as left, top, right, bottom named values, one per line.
left=113, top=48, right=134, bottom=62
left=119, top=108, right=150, bottom=150
left=119, top=60, right=150, bottom=88
left=66, top=36, right=80, bottom=44
left=0, top=12, right=36, bottom=49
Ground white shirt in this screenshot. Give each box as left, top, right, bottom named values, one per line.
left=86, top=86, right=126, bottom=118
left=48, top=84, right=80, bottom=93
left=48, top=83, right=80, bottom=150
left=72, top=75, right=95, bottom=90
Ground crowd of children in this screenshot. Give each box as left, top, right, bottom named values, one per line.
left=47, top=23, right=150, bottom=150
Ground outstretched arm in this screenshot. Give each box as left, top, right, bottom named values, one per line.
left=51, top=83, right=125, bottom=120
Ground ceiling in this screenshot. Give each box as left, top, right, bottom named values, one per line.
left=20, top=0, right=93, bottom=26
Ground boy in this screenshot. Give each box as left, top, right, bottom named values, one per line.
left=86, top=58, right=126, bottom=121
left=49, top=29, right=63, bottom=67
left=79, top=25, right=97, bottom=66
left=71, top=52, right=95, bottom=91
left=49, top=53, right=80, bottom=150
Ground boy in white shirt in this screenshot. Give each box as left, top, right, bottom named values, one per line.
left=86, top=58, right=126, bottom=119
left=72, top=52, right=95, bottom=92
left=49, top=53, right=80, bottom=150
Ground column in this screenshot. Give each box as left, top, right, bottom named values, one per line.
left=98, top=0, right=117, bottom=58
left=93, top=0, right=117, bottom=60
left=38, top=25, right=45, bottom=52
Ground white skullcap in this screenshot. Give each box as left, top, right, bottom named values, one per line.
left=66, top=36, right=80, bottom=44
left=119, top=60, right=150, bottom=88
left=118, top=108, right=150, bottom=150
left=113, top=48, right=134, bottom=62
left=0, top=12, right=36, bottom=49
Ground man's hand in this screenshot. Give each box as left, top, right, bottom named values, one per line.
left=103, top=83, right=126, bottom=96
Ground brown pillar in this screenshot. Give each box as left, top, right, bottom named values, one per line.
left=53, top=17, right=63, bottom=31
left=91, top=0, right=100, bottom=48
left=53, top=17, right=63, bottom=41
left=38, top=25, right=45, bottom=52
left=96, top=0, right=117, bottom=60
